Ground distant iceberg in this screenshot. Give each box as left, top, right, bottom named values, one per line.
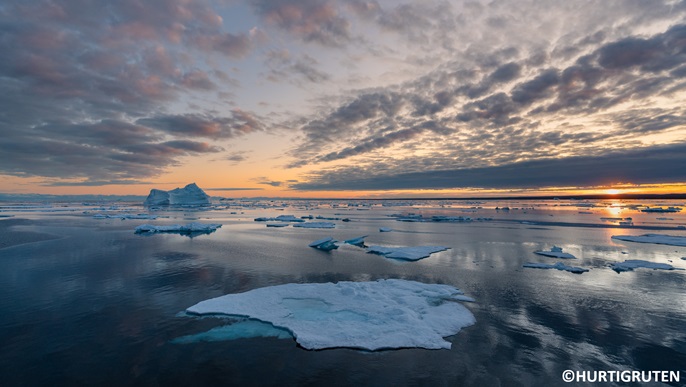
left=144, top=183, right=210, bottom=206
left=533, top=246, right=576, bottom=259
left=293, top=222, right=335, bottom=229
left=134, top=222, right=221, bottom=236
left=523, top=262, right=588, bottom=274
left=611, top=234, right=686, bottom=247
left=367, top=245, right=449, bottom=261
left=184, top=279, right=475, bottom=350
left=610, top=259, right=682, bottom=273
left=308, top=237, right=339, bottom=251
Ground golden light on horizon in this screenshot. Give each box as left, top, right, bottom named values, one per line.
left=606, top=189, right=621, bottom=195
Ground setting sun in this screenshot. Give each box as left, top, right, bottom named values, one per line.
left=606, top=189, right=621, bottom=195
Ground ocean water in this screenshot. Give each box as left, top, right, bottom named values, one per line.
left=1, top=199, right=685, bottom=386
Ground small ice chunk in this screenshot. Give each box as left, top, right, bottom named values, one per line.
left=367, top=245, right=449, bottom=261
left=344, top=235, right=368, bottom=247
left=292, top=222, right=335, bottom=229
left=184, top=279, right=475, bottom=350
left=523, top=262, right=588, bottom=274
left=610, top=259, right=682, bottom=273
left=534, top=246, right=576, bottom=259
left=611, top=234, right=686, bottom=247
left=308, top=237, right=338, bottom=251
left=379, top=227, right=393, bottom=232
left=266, top=223, right=289, bottom=227
left=134, top=222, right=222, bottom=235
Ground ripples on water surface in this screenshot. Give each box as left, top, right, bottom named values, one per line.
left=0, top=199, right=685, bottom=386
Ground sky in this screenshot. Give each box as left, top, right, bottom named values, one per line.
left=1, top=0, right=686, bottom=198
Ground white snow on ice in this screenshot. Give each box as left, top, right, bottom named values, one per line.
left=611, top=234, right=686, bottom=247
left=523, top=262, right=588, bottom=273
left=533, top=246, right=576, bottom=259
left=184, top=279, right=475, bottom=350
left=144, top=183, right=210, bottom=206
left=367, top=245, right=449, bottom=261
left=610, top=259, right=683, bottom=272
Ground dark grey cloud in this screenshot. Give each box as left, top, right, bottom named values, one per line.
left=293, top=142, right=686, bottom=191
left=206, top=187, right=265, bottom=191
left=251, top=177, right=284, bottom=187
left=137, top=110, right=264, bottom=139
left=265, top=50, right=331, bottom=84
left=41, top=180, right=153, bottom=187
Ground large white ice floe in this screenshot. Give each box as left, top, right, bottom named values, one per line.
left=144, top=183, right=211, bottom=206
left=292, top=222, right=336, bottom=229
left=134, top=222, right=222, bottom=235
left=367, top=245, right=449, bottom=261
left=184, top=279, right=475, bottom=350
left=523, top=262, right=588, bottom=274
left=308, top=237, right=338, bottom=251
left=610, top=259, right=683, bottom=273
left=533, top=246, right=576, bottom=259
left=611, top=234, right=686, bottom=247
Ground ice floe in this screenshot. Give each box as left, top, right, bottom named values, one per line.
left=266, top=223, right=289, bottom=227
left=144, top=183, right=210, bottom=206
left=367, top=245, right=449, bottom=261
left=184, top=279, right=475, bottom=350
left=134, top=222, right=222, bottom=235
left=308, top=237, right=338, bottom=251
left=533, top=246, right=576, bottom=259
left=523, top=262, right=588, bottom=274
left=611, top=234, right=686, bottom=247
left=344, top=235, right=368, bottom=247
left=172, top=320, right=292, bottom=344
left=93, top=213, right=158, bottom=220
left=293, top=222, right=336, bottom=229
left=254, top=215, right=304, bottom=223
left=379, top=227, right=393, bottom=232
left=610, top=259, right=682, bottom=273
left=640, top=206, right=681, bottom=213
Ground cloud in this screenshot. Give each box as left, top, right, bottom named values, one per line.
left=137, top=110, right=264, bottom=139
left=265, top=50, right=331, bottom=84
left=292, top=143, right=686, bottom=191
left=206, top=187, right=265, bottom=191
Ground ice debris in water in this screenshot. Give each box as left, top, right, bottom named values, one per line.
left=523, top=262, right=588, bottom=274
left=367, top=245, right=449, bottom=261
left=308, top=237, right=338, bottom=251
left=344, top=235, right=368, bottom=247
left=610, top=259, right=683, bottom=273
left=93, top=213, right=157, bottom=220
left=292, top=222, right=335, bottom=229
left=254, top=215, right=304, bottom=222
left=184, top=279, right=475, bottom=350
left=379, top=227, right=393, bottom=232
left=134, top=222, right=222, bottom=235
left=611, top=234, right=686, bottom=247
left=144, top=183, right=210, bottom=206
left=533, top=246, right=576, bottom=259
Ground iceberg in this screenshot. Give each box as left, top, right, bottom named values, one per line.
left=184, top=279, right=475, bottom=350
left=610, top=259, right=682, bottom=273
left=533, top=246, right=576, bottom=259
left=134, top=222, right=222, bottom=235
left=143, top=183, right=210, bottom=206
left=611, top=234, right=686, bottom=247
left=308, top=237, right=339, bottom=251
left=523, top=262, right=588, bottom=274
left=344, top=235, right=368, bottom=247
left=292, top=222, right=336, bottom=229
left=367, top=245, right=449, bottom=261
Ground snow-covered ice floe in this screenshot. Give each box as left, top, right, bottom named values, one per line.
left=610, top=259, right=683, bottom=273
left=533, top=246, right=576, bottom=259
left=611, top=234, right=686, bottom=247
left=344, top=235, right=368, bottom=247
left=184, top=279, right=475, bottom=350
left=308, top=237, right=338, bottom=251
left=523, top=262, right=588, bottom=274
left=134, top=222, right=222, bottom=235
left=367, top=245, right=449, bottom=261
left=292, top=222, right=335, bottom=229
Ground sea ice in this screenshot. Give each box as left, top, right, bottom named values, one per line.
left=308, top=237, right=338, bottom=251
left=367, top=245, right=449, bottom=261
left=266, top=223, right=289, bottom=227
left=611, top=234, right=686, bottom=247
left=379, top=227, right=393, bottom=232
left=144, top=183, right=210, bottom=206
left=254, top=215, right=304, bottom=222
left=533, top=246, right=576, bottom=259
left=292, top=222, right=336, bottom=229
left=523, top=262, right=588, bottom=274
left=134, top=222, right=222, bottom=235
left=184, top=279, right=475, bottom=350
left=93, top=213, right=158, bottom=220
left=610, top=259, right=682, bottom=273
left=344, top=235, right=368, bottom=247
left=172, top=320, right=292, bottom=344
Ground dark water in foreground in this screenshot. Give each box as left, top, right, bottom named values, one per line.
left=1, top=200, right=685, bottom=386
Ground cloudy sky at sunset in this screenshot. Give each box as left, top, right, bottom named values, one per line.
left=1, top=0, right=686, bottom=197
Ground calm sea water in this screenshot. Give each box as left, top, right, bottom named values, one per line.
left=1, top=200, right=685, bottom=386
